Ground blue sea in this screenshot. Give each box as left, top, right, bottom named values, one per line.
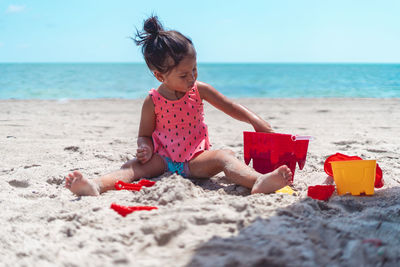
left=0, top=63, right=399, bottom=99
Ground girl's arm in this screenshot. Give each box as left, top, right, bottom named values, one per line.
left=197, top=81, right=273, bottom=133
left=137, top=95, right=156, bottom=163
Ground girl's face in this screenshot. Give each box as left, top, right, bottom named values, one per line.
left=156, top=54, right=198, bottom=93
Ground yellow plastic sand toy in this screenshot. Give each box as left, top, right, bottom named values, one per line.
left=276, top=186, right=295, bottom=195
left=331, top=160, right=376, bottom=196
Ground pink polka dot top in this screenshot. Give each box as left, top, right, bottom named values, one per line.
left=149, top=83, right=211, bottom=162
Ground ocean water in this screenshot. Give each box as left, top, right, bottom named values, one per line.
left=0, top=63, right=399, bottom=99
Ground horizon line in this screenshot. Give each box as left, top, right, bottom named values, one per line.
left=1, top=61, right=400, bottom=64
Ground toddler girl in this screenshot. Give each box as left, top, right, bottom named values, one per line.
left=65, top=16, right=292, bottom=196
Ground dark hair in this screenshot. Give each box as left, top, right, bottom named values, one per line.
left=134, top=16, right=195, bottom=74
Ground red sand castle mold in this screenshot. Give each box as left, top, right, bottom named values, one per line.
left=243, top=132, right=311, bottom=182
left=110, top=203, right=158, bottom=217
left=137, top=179, right=156, bottom=187
left=115, top=181, right=142, bottom=191
left=114, top=179, right=156, bottom=191
left=324, top=153, right=383, bottom=188
left=307, top=185, right=335, bottom=201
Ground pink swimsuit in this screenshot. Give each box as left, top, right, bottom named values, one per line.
left=149, top=83, right=211, bottom=163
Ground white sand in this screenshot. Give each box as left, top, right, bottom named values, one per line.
left=1, top=98, right=399, bottom=266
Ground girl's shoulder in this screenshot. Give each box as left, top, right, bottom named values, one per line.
left=142, top=93, right=156, bottom=110
left=196, top=81, right=214, bottom=100
left=148, top=88, right=164, bottom=104
left=196, top=81, right=211, bottom=90
left=148, top=88, right=160, bottom=98
left=197, top=81, right=225, bottom=102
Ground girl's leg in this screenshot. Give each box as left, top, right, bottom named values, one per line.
left=65, top=154, right=165, bottom=196
left=188, top=150, right=292, bottom=194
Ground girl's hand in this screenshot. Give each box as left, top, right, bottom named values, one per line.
left=253, top=121, right=274, bottom=133
left=136, top=145, right=153, bottom=164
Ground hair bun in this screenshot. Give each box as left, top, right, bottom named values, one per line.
left=134, top=15, right=194, bottom=74
left=143, top=16, right=163, bottom=35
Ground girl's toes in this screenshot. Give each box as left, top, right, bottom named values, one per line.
left=65, top=177, right=71, bottom=188
left=281, top=168, right=292, bottom=184
left=73, top=171, right=83, bottom=180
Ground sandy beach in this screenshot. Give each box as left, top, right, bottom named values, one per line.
left=1, top=98, right=399, bottom=266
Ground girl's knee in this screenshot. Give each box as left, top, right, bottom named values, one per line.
left=120, top=158, right=139, bottom=169
left=215, top=149, right=236, bottom=166
left=223, top=149, right=235, bottom=157
left=218, top=149, right=235, bottom=158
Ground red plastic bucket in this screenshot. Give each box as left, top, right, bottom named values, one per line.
left=243, top=132, right=310, bottom=182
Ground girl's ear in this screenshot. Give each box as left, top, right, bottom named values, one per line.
left=153, top=71, right=165, bottom=83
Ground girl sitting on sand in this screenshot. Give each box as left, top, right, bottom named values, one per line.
left=65, top=16, right=292, bottom=196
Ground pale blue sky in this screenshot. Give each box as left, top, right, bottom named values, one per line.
left=1, top=0, right=399, bottom=63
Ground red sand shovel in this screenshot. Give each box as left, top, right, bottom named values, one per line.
left=114, top=179, right=156, bottom=191
left=110, top=203, right=158, bottom=217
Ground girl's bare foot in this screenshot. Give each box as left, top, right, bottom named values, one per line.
left=65, top=171, right=100, bottom=196
left=251, top=165, right=292, bottom=194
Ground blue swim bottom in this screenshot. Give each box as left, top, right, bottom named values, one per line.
left=161, top=156, right=191, bottom=178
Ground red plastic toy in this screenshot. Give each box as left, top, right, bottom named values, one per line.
left=307, top=185, right=335, bottom=201
left=114, top=179, right=156, bottom=191
left=115, top=181, right=142, bottom=191
left=323, top=153, right=383, bottom=188
left=138, top=179, right=156, bottom=187
left=243, top=132, right=310, bottom=182
left=110, top=203, right=158, bottom=217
